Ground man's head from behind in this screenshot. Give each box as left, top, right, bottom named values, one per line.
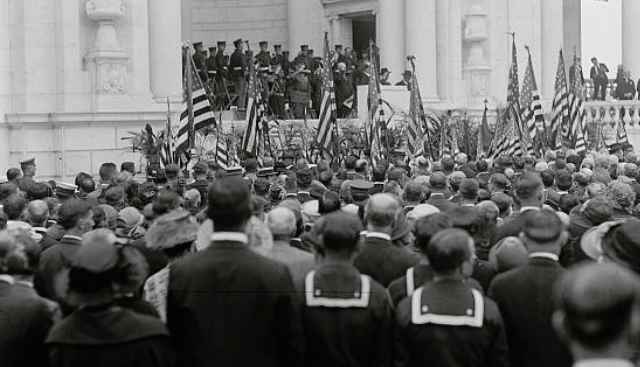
left=26, top=200, right=49, bottom=227
left=98, top=163, right=117, bottom=184
left=414, top=213, right=452, bottom=255
left=519, top=209, right=566, bottom=254
left=57, top=199, right=93, bottom=233
left=515, top=172, right=544, bottom=207
left=207, top=177, right=252, bottom=232
left=267, top=207, right=296, bottom=241
left=427, top=228, right=475, bottom=277
left=364, top=193, right=400, bottom=233
left=321, top=212, right=363, bottom=258
left=553, top=263, right=640, bottom=359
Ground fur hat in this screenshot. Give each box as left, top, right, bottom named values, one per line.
left=146, top=211, right=198, bottom=251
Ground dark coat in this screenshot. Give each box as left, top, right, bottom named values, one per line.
left=296, top=263, right=391, bottom=367
left=488, top=257, right=572, bottom=367
left=34, top=235, right=82, bottom=304
left=0, top=280, right=58, bottom=367
left=167, top=239, right=305, bottom=367
left=354, top=235, right=419, bottom=287
left=46, top=305, right=175, bottom=367
left=424, top=194, right=456, bottom=213
left=229, top=50, right=245, bottom=79
left=393, top=280, right=509, bottom=367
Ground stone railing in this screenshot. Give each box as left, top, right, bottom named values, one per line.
left=583, top=100, right=640, bottom=128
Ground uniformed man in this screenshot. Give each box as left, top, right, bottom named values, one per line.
left=192, top=42, right=208, bottom=83
left=393, top=228, right=509, bottom=367
left=229, top=38, right=246, bottom=108
left=297, top=212, right=392, bottom=367
left=215, top=41, right=228, bottom=78
left=256, top=41, right=272, bottom=74
left=286, top=60, right=312, bottom=119
left=187, top=162, right=209, bottom=208
left=294, top=44, right=310, bottom=70
left=272, top=44, right=286, bottom=75
left=18, top=157, right=36, bottom=192
left=206, top=47, right=217, bottom=83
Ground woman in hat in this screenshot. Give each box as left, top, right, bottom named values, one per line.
left=46, top=229, right=174, bottom=367
left=144, top=211, right=198, bottom=323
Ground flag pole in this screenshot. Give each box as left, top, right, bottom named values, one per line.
left=166, top=97, right=173, bottom=164
left=184, top=44, right=195, bottom=152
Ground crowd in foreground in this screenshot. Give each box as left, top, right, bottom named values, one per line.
left=3, top=144, right=640, bottom=367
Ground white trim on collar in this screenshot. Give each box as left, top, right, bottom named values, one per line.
left=519, top=206, right=540, bottom=212
left=411, top=286, right=484, bottom=327
left=406, top=267, right=415, bottom=296
left=211, top=232, right=249, bottom=244
left=574, top=359, right=635, bottom=367
left=0, top=274, right=14, bottom=285
left=529, top=252, right=559, bottom=262
left=366, top=232, right=391, bottom=241
left=305, top=270, right=371, bottom=308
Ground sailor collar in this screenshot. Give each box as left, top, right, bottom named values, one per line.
left=411, top=285, right=484, bottom=327
left=305, top=270, right=371, bottom=308
left=365, top=232, right=391, bottom=242
left=211, top=232, right=249, bottom=245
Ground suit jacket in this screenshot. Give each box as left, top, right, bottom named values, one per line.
left=0, top=279, right=57, bottom=367
left=167, top=237, right=304, bottom=367
left=488, top=257, right=572, bottom=367
left=616, top=78, right=636, bottom=100
left=354, top=234, right=419, bottom=287
left=34, top=235, right=83, bottom=305
left=254, top=240, right=315, bottom=286
left=425, top=194, right=456, bottom=213
left=496, top=208, right=539, bottom=241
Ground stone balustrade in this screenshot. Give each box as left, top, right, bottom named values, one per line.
left=583, top=100, right=640, bottom=128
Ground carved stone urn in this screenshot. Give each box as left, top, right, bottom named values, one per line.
left=84, top=0, right=130, bottom=105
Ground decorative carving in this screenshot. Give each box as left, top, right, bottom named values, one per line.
left=97, top=62, right=127, bottom=94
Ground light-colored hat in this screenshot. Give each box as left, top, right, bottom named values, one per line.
left=406, top=204, right=440, bottom=220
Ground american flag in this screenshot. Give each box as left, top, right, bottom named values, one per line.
left=316, top=33, right=337, bottom=157
left=408, top=65, right=425, bottom=157
left=568, top=51, right=586, bottom=152
left=477, top=104, right=491, bottom=158
left=550, top=49, right=569, bottom=151
left=521, top=46, right=544, bottom=152
left=215, top=132, right=229, bottom=170
left=617, top=118, right=629, bottom=145
left=177, top=48, right=216, bottom=165
left=492, top=39, right=522, bottom=158
left=367, top=44, right=384, bottom=163
left=241, top=52, right=262, bottom=156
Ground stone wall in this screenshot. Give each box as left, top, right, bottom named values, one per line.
left=183, top=0, right=289, bottom=52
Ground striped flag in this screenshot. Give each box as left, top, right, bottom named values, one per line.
left=521, top=46, right=544, bottom=152
left=568, top=50, right=586, bottom=151
left=241, top=52, right=261, bottom=156
left=550, top=49, right=570, bottom=151
left=366, top=41, right=386, bottom=163
left=215, top=132, right=229, bottom=170
left=617, top=118, right=629, bottom=145
left=501, top=38, right=523, bottom=157
left=316, top=33, right=337, bottom=157
left=408, top=63, right=425, bottom=157
left=177, top=46, right=217, bottom=165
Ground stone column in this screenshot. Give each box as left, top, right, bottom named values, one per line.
left=541, top=0, right=563, bottom=101
left=405, top=0, right=438, bottom=101
left=287, top=0, right=314, bottom=55
left=148, top=0, right=182, bottom=102
left=436, top=0, right=463, bottom=104
left=378, top=0, right=405, bottom=77
left=623, top=0, right=640, bottom=76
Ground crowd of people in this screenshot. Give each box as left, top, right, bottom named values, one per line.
left=4, top=143, right=640, bottom=367
left=191, top=39, right=407, bottom=119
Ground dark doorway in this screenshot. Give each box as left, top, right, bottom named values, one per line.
left=352, top=15, right=376, bottom=57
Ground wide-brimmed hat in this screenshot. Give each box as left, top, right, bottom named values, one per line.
left=56, top=229, right=147, bottom=307
left=146, top=210, right=198, bottom=251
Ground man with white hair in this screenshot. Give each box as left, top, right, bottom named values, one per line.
left=256, top=207, right=314, bottom=282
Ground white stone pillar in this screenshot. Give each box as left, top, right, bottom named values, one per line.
left=405, top=0, right=438, bottom=101
left=148, top=0, right=183, bottom=102
left=436, top=0, right=464, bottom=103
left=541, top=0, right=563, bottom=101
left=287, top=0, right=314, bottom=55
left=623, top=0, right=640, bottom=76
left=378, top=0, right=405, bottom=77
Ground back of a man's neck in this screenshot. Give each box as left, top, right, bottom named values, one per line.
left=366, top=227, right=391, bottom=236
